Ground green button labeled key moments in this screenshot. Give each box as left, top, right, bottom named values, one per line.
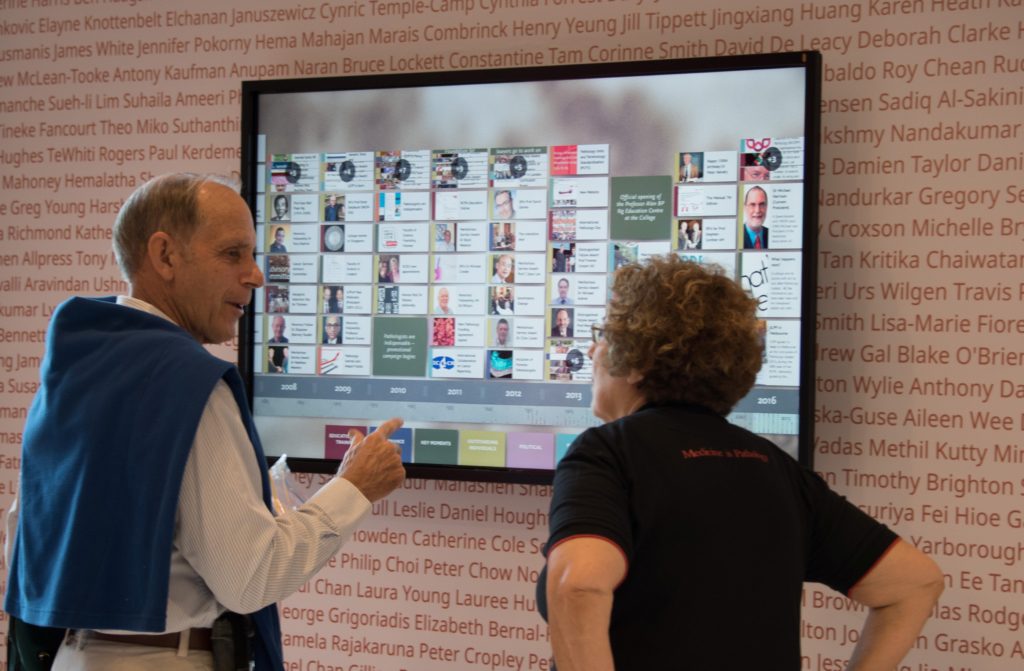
left=413, top=428, right=459, bottom=466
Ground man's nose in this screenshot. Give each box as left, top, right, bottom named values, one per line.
left=245, top=258, right=264, bottom=288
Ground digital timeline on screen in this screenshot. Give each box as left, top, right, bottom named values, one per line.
left=242, top=56, right=817, bottom=479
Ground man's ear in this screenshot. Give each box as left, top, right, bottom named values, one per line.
left=146, top=232, right=179, bottom=282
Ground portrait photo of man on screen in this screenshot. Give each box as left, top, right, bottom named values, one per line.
left=268, top=315, right=289, bottom=344
left=492, top=254, right=514, bottom=284
left=269, top=226, right=288, bottom=254
left=553, top=277, right=573, bottom=306
left=551, top=308, right=573, bottom=338
left=268, top=345, right=289, bottom=373
left=323, top=193, right=344, bottom=221
left=494, top=318, right=512, bottom=347
left=270, top=194, right=290, bottom=222
left=435, top=287, right=453, bottom=315
left=742, top=186, right=769, bottom=250
left=435, top=223, right=456, bottom=252
left=323, top=286, right=344, bottom=314
left=493, top=189, right=516, bottom=219
left=679, top=151, right=703, bottom=182
left=322, top=316, right=342, bottom=345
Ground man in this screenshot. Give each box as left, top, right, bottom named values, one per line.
left=495, top=318, right=511, bottom=347
left=742, top=186, right=769, bottom=249
left=492, top=254, right=513, bottom=284
left=323, top=316, right=342, bottom=345
left=4, top=174, right=406, bottom=671
left=436, top=225, right=455, bottom=252
left=323, top=285, right=344, bottom=314
left=270, top=195, right=290, bottom=222
left=492, top=222, right=513, bottom=250
left=742, top=164, right=770, bottom=181
left=552, top=246, right=567, bottom=273
left=267, top=345, right=289, bottom=374
left=268, top=315, right=288, bottom=343
left=323, top=194, right=342, bottom=222
left=436, top=287, right=452, bottom=315
left=551, top=308, right=573, bottom=338
left=680, top=152, right=700, bottom=182
left=492, top=287, right=514, bottom=315
left=269, top=227, right=287, bottom=253
left=493, top=189, right=515, bottom=219
left=554, top=277, right=572, bottom=305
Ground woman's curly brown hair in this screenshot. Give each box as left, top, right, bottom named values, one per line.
left=603, top=256, right=762, bottom=415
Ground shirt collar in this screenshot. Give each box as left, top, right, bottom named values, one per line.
left=117, top=295, right=175, bottom=325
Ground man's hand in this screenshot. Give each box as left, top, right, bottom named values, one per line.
left=338, top=418, right=406, bottom=502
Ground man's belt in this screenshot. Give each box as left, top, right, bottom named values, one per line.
left=90, top=628, right=213, bottom=652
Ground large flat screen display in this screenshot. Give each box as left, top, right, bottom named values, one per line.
left=239, top=52, right=821, bottom=482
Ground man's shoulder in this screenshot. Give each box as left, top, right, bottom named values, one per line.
left=54, top=297, right=229, bottom=373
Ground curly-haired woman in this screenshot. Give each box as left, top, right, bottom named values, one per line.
left=538, top=256, right=942, bottom=671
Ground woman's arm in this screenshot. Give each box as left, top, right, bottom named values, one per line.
left=846, top=539, right=945, bottom=671
left=545, top=536, right=627, bottom=671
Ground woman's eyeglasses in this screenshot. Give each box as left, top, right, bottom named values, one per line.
left=590, top=324, right=606, bottom=342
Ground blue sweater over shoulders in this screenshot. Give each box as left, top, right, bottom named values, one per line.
left=4, top=296, right=284, bottom=670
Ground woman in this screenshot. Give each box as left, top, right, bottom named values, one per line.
left=537, top=256, right=943, bottom=670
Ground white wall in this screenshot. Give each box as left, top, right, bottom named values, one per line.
left=1, top=1, right=1022, bottom=668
